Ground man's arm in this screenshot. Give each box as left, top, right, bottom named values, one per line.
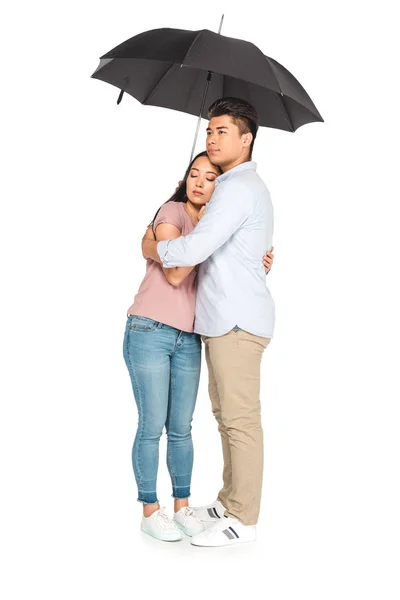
left=154, top=223, right=196, bottom=286
left=154, top=182, right=251, bottom=268
left=143, top=224, right=275, bottom=274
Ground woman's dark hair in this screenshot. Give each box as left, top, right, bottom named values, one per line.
left=207, top=97, right=259, bottom=159
left=148, top=151, right=222, bottom=232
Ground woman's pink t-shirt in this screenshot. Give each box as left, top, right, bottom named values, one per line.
left=127, top=201, right=198, bottom=333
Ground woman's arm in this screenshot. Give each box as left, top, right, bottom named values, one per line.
left=148, top=223, right=197, bottom=287
left=142, top=225, right=162, bottom=262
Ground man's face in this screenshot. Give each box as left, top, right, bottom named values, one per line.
left=206, top=115, right=252, bottom=169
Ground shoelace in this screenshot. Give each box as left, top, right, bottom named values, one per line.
left=180, top=506, right=199, bottom=524
left=182, top=507, right=195, bottom=517
left=156, top=507, right=174, bottom=528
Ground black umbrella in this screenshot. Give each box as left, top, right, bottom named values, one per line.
left=91, top=18, right=323, bottom=160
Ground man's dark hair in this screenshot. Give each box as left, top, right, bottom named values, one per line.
left=207, top=97, right=259, bottom=159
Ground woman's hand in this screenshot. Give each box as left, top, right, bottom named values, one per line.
left=142, top=225, right=156, bottom=258
left=143, top=224, right=156, bottom=240
left=262, top=246, right=274, bottom=273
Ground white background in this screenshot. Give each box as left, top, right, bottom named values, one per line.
left=1, top=1, right=399, bottom=598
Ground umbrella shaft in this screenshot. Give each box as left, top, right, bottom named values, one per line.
left=189, top=16, right=223, bottom=162
left=190, top=72, right=212, bottom=163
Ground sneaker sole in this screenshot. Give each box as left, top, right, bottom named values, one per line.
left=196, top=516, right=222, bottom=523
left=173, top=520, right=206, bottom=537
left=190, top=536, right=256, bottom=547
left=141, top=526, right=182, bottom=542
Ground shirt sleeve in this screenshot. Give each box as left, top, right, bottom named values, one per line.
left=157, top=179, right=253, bottom=267
left=153, top=201, right=183, bottom=232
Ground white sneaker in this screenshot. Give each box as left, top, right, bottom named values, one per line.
left=192, top=499, right=226, bottom=522
left=190, top=516, right=256, bottom=547
left=173, top=506, right=205, bottom=537
left=141, top=507, right=182, bottom=542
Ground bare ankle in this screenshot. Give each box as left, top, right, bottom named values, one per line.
left=174, top=498, right=189, bottom=512
left=143, top=502, right=160, bottom=517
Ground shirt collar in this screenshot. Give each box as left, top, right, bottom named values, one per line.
left=215, top=161, right=257, bottom=186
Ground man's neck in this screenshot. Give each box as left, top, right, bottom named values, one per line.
left=221, top=156, right=251, bottom=174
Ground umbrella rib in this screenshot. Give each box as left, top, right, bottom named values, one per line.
left=181, top=30, right=204, bottom=66
left=142, top=63, right=176, bottom=105
left=262, top=58, right=295, bottom=132
left=279, top=93, right=295, bottom=132
left=142, top=31, right=204, bottom=105
left=248, top=47, right=295, bottom=132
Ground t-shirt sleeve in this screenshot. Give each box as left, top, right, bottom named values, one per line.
left=153, top=202, right=183, bottom=233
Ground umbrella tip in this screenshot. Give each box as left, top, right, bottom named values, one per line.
left=117, top=90, right=124, bottom=105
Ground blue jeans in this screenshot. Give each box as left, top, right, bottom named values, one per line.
left=123, top=315, right=202, bottom=504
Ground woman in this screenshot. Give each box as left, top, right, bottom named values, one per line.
left=123, top=151, right=274, bottom=542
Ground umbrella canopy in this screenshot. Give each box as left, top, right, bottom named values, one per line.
left=91, top=27, right=323, bottom=133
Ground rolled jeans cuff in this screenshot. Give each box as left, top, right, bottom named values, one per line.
left=137, top=481, right=158, bottom=504
left=172, top=486, right=191, bottom=499
left=172, top=476, right=191, bottom=499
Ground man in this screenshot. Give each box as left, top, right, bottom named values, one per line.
left=142, top=97, right=275, bottom=546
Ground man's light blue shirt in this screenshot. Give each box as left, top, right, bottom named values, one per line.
left=157, top=161, right=275, bottom=338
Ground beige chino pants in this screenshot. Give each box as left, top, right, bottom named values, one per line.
left=201, top=329, right=270, bottom=526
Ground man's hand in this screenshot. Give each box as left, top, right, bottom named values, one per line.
left=262, top=246, right=274, bottom=273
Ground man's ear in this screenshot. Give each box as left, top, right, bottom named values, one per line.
left=242, top=132, right=253, bottom=148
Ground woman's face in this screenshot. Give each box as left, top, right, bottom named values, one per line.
left=186, top=156, right=220, bottom=206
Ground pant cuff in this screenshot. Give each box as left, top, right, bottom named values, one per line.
left=224, top=510, right=257, bottom=526
left=172, top=485, right=191, bottom=499
left=137, top=491, right=158, bottom=504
